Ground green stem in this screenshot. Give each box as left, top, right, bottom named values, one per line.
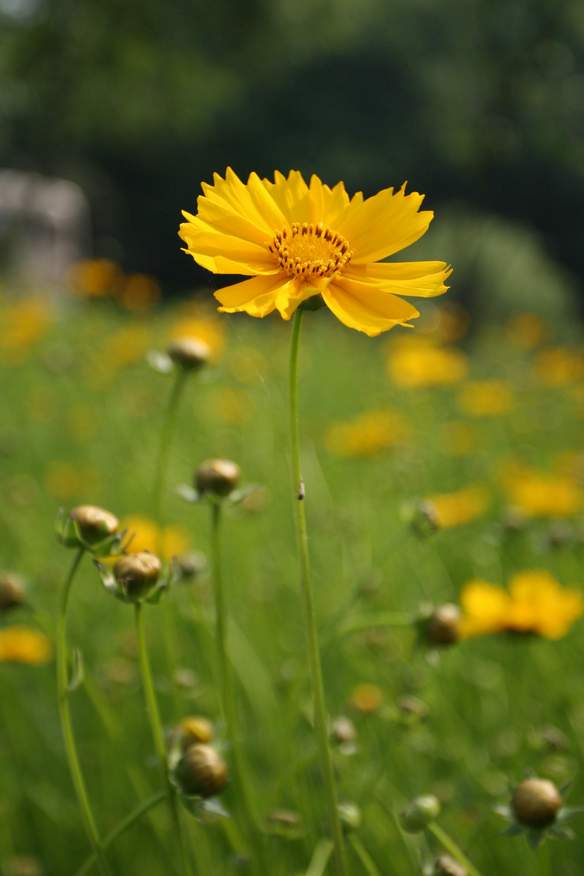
left=349, top=835, right=381, bottom=876
left=153, top=368, right=188, bottom=529
left=289, top=307, right=348, bottom=876
left=56, top=548, right=112, bottom=876
left=134, top=603, right=192, bottom=876
left=427, top=822, right=482, bottom=876
left=210, top=503, right=263, bottom=869
left=75, top=791, right=166, bottom=876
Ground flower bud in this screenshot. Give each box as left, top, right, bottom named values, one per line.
left=70, top=505, right=119, bottom=546
left=408, top=500, right=440, bottom=538
left=0, top=573, right=25, bottom=611
left=167, top=337, right=210, bottom=370
left=400, top=795, right=441, bottom=833
left=425, top=604, right=461, bottom=646
left=175, top=744, right=228, bottom=798
left=433, top=855, right=467, bottom=876
left=511, top=778, right=562, bottom=828
left=175, top=551, right=207, bottom=581
left=113, top=552, right=162, bottom=601
left=195, top=459, right=240, bottom=498
left=177, top=716, right=214, bottom=751
left=331, top=716, right=357, bottom=745
left=338, top=801, right=361, bottom=832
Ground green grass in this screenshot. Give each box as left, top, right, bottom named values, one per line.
left=1, top=296, right=583, bottom=875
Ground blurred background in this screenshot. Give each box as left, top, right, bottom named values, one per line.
left=1, top=0, right=583, bottom=320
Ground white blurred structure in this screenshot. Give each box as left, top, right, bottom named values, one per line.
left=0, top=169, right=90, bottom=291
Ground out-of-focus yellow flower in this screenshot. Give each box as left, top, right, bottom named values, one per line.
left=118, top=273, right=160, bottom=312
left=440, top=422, right=477, bottom=457
left=171, top=312, right=225, bottom=362
left=460, top=571, right=584, bottom=640
left=386, top=337, right=468, bottom=388
left=121, top=515, right=190, bottom=560
left=506, top=313, right=547, bottom=350
left=425, top=485, right=490, bottom=528
left=45, top=462, right=98, bottom=501
left=209, top=387, right=253, bottom=424
left=179, top=168, right=452, bottom=336
left=534, top=347, right=584, bottom=385
left=0, top=627, right=52, bottom=664
left=325, top=409, right=408, bottom=457
left=349, top=683, right=384, bottom=713
left=70, top=259, right=121, bottom=299
left=502, top=464, right=583, bottom=518
left=88, top=325, right=152, bottom=387
left=0, top=297, right=53, bottom=363
left=458, top=380, right=514, bottom=417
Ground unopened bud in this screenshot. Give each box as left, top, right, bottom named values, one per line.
left=338, top=801, right=361, bottom=831
left=409, top=500, right=440, bottom=538
left=195, top=459, right=240, bottom=498
left=177, top=716, right=214, bottom=751
left=400, top=795, right=441, bottom=833
left=113, top=552, right=161, bottom=601
left=175, top=744, right=228, bottom=798
left=331, top=716, right=357, bottom=745
left=426, top=604, right=461, bottom=646
left=70, top=505, right=118, bottom=545
left=0, top=573, right=25, bottom=611
left=511, top=778, right=562, bottom=828
left=167, top=337, right=210, bottom=370
left=175, top=551, right=207, bottom=581
left=433, top=855, right=467, bottom=876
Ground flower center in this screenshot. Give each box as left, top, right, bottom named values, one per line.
left=269, top=222, right=352, bottom=281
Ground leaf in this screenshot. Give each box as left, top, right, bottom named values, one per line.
left=67, top=648, right=84, bottom=693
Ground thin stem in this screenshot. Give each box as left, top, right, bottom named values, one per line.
left=289, top=307, right=348, bottom=876
left=210, top=503, right=263, bottom=869
left=427, top=823, right=482, bottom=876
left=153, top=368, right=188, bottom=529
left=349, top=835, right=382, bottom=876
left=56, top=548, right=112, bottom=876
left=134, top=603, right=192, bottom=876
left=75, top=791, right=166, bottom=876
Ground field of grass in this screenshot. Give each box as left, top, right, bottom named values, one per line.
left=1, top=290, right=584, bottom=875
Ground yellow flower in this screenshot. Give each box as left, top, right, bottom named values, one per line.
left=121, top=515, right=190, bottom=560
left=502, top=464, right=583, bottom=518
left=534, top=347, right=584, bottom=385
left=118, top=273, right=161, bottom=312
left=425, top=485, right=490, bottom=528
left=506, top=312, right=546, bottom=349
left=0, top=297, right=53, bottom=363
left=88, top=325, right=152, bottom=387
left=458, top=380, right=514, bottom=417
left=69, top=258, right=121, bottom=299
left=179, top=169, right=452, bottom=336
left=349, top=683, right=384, bottom=713
left=325, top=409, right=408, bottom=457
left=0, top=627, right=52, bottom=664
left=460, top=571, right=584, bottom=640
left=386, top=337, right=467, bottom=388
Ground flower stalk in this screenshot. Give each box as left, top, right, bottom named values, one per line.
left=288, top=306, right=348, bottom=876
left=134, top=602, right=192, bottom=876
left=56, top=547, right=112, bottom=876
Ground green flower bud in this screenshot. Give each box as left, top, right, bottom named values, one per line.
left=70, top=505, right=119, bottom=546
left=167, top=337, right=210, bottom=370
left=400, top=795, right=441, bottom=833
left=426, top=604, right=461, bottom=646
left=0, top=573, right=25, bottom=611
left=113, top=552, right=162, bottom=601
left=195, top=459, right=240, bottom=498
left=175, top=744, right=228, bottom=798
left=511, top=778, right=562, bottom=828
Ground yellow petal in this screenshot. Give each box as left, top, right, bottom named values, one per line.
left=323, top=278, right=420, bottom=336
left=335, top=184, right=434, bottom=263
left=179, top=219, right=276, bottom=275
left=344, top=260, right=453, bottom=297
left=202, top=168, right=276, bottom=234
left=195, top=197, right=272, bottom=247
left=214, top=272, right=289, bottom=318
left=263, top=170, right=312, bottom=224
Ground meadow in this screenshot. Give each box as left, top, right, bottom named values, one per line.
left=1, top=282, right=584, bottom=875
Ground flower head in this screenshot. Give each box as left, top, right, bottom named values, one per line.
left=387, top=338, right=467, bottom=388
left=502, top=464, right=583, bottom=519
left=459, top=571, right=584, bottom=640
left=179, top=169, right=451, bottom=336
left=458, top=380, right=514, bottom=417
left=325, top=409, right=408, bottom=457
left=0, top=627, right=52, bottom=664
left=423, top=485, right=490, bottom=529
